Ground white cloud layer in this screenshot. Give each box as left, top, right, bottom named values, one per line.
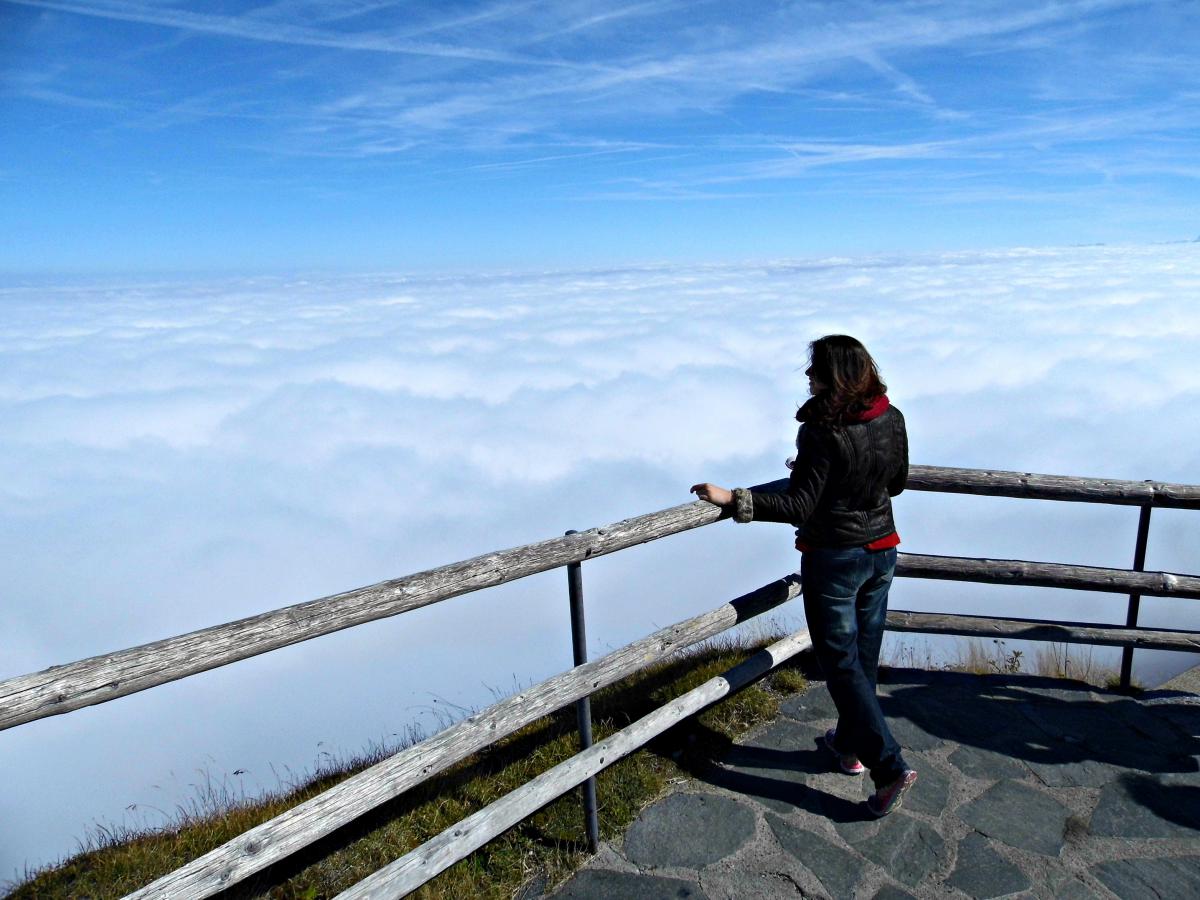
left=2, top=242, right=1200, bottom=879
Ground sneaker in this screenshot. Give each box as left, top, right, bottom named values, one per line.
left=867, top=769, right=918, bottom=817
left=823, top=728, right=865, bottom=775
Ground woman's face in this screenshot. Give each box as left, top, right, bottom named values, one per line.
left=805, top=365, right=827, bottom=395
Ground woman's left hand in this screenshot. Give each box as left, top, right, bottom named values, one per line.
left=690, top=483, right=733, bottom=506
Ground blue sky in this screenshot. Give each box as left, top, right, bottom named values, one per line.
left=2, top=0, right=1198, bottom=272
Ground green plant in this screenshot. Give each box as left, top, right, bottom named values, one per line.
left=987, top=640, right=1024, bottom=675
left=7, top=635, right=808, bottom=900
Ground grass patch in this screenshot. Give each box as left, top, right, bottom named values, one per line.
left=7, top=636, right=808, bottom=900
left=884, top=635, right=1136, bottom=689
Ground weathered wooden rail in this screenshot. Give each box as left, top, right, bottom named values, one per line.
left=0, top=501, right=729, bottom=732
left=1, top=464, right=1197, bottom=899
left=893, top=468, right=1200, bottom=686
left=336, top=629, right=816, bottom=900
left=886, top=611, right=1200, bottom=652
left=123, top=577, right=803, bottom=899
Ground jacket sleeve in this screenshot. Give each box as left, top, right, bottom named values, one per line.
left=733, top=425, right=834, bottom=525
left=887, top=408, right=909, bottom=497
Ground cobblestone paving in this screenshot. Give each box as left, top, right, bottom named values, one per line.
left=546, top=667, right=1200, bottom=899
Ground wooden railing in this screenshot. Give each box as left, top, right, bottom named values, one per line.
left=889, top=467, right=1200, bottom=682
left=2, top=465, right=1198, bottom=899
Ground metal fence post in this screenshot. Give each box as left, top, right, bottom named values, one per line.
left=565, top=530, right=600, bottom=852
left=1119, top=500, right=1153, bottom=691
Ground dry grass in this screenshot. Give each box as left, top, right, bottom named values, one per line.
left=6, top=635, right=808, bottom=900
left=1030, top=641, right=1129, bottom=688
left=884, top=635, right=1131, bottom=688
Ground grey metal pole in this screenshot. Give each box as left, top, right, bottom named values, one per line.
left=1119, top=503, right=1153, bottom=691
left=565, top=530, right=600, bottom=852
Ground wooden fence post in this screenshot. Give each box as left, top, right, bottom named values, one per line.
left=1120, top=500, right=1154, bottom=690
left=565, top=530, right=599, bottom=853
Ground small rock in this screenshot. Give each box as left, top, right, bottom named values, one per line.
left=851, top=814, right=948, bottom=887
left=957, top=780, right=1071, bottom=856
left=949, top=745, right=1030, bottom=782
left=1089, top=774, right=1200, bottom=839
left=1091, top=856, right=1200, bottom=900
left=946, top=831, right=1030, bottom=898
left=623, top=792, right=756, bottom=869
left=766, top=814, right=867, bottom=899
left=780, top=687, right=838, bottom=722
left=551, top=868, right=709, bottom=899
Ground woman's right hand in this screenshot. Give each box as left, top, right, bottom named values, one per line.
left=690, top=483, right=733, bottom=506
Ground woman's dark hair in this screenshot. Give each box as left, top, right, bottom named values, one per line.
left=798, top=334, right=887, bottom=425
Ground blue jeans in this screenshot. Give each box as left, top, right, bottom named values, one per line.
left=801, top=545, right=907, bottom=787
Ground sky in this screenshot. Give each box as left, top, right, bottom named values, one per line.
left=2, top=0, right=1199, bottom=271
left=1, top=0, right=1200, bottom=887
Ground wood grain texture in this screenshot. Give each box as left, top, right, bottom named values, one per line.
left=332, top=628, right=814, bottom=900
left=906, top=465, right=1200, bottom=508
left=886, top=610, right=1200, bottom=651
left=761, top=466, right=1200, bottom=507
left=896, top=553, right=1200, bottom=599
left=0, top=499, right=732, bottom=731
left=122, top=577, right=800, bottom=899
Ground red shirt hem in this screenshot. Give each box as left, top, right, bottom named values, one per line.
left=796, top=531, right=900, bottom=553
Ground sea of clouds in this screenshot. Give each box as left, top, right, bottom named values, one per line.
left=2, top=242, right=1199, bottom=879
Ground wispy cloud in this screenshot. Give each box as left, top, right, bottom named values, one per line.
left=8, top=0, right=1175, bottom=159
left=464, top=141, right=663, bottom=172
left=7, top=0, right=605, bottom=68
left=4, top=0, right=1195, bottom=270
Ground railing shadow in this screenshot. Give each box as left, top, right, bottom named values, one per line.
left=668, top=664, right=1200, bottom=831
left=688, top=736, right=870, bottom=822
left=877, top=669, right=1200, bottom=776
left=1117, top=773, right=1200, bottom=831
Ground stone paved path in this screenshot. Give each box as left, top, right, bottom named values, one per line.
left=546, top=667, right=1200, bottom=899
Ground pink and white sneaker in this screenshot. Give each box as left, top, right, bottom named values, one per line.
left=867, top=769, right=918, bottom=817
left=823, top=727, right=865, bottom=775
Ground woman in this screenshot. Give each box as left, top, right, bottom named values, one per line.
left=691, top=334, right=916, bottom=817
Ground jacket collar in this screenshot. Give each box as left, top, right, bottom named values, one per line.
left=799, top=393, right=890, bottom=424
left=852, top=394, right=890, bottom=422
